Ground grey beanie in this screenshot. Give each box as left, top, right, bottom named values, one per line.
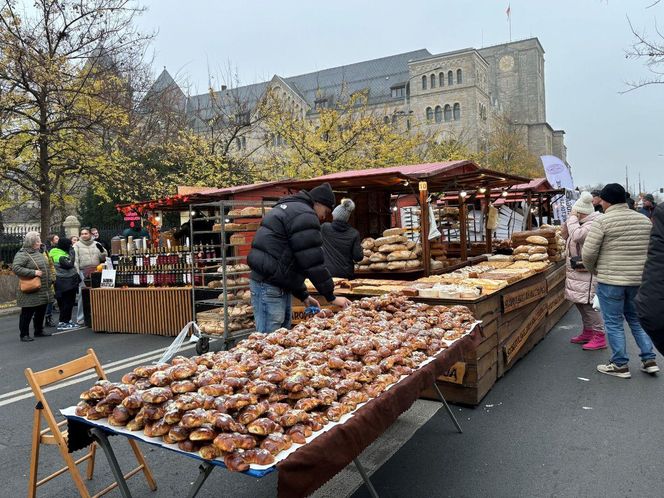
left=332, top=198, right=355, bottom=222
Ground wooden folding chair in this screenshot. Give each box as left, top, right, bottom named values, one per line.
left=25, top=348, right=157, bottom=498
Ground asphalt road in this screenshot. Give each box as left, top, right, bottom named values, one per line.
left=1, top=306, right=662, bottom=497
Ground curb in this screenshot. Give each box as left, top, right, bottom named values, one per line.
left=0, top=307, right=20, bottom=317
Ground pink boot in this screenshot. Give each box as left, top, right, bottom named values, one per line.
left=571, top=329, right=593, bottom=344
left=582, top=331, right=607, bottom=350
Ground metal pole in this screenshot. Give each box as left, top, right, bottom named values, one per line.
left=186, top=463, right=214, bottom=498
left=433, top=382, right=463, bottom=433
left=485, top=189, right=492, bottom=254
left=354, top=458, right=379, bottom=498
left=89, top=428, right=133, bottom=498
left=419, top=182, right=431, bottom=276
left=458, top=194, right=468, bottom=261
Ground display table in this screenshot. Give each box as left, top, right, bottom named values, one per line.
left=90, top=288, right=193, bottom=336
left=420, top=260, right=572, bottom=405
left=63, top=327, right=478, bottom=498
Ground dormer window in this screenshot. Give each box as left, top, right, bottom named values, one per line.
left=391, top=85, right=405, bottom=98
left=235, top=111, right=250, bottom=126
left=314, top=98, right=329, bottom=110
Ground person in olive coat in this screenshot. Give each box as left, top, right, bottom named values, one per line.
left=12, top=231, right=55, bottom=342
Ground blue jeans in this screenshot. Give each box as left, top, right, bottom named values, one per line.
left=596, top=283, right=656, bottom=366
left=250, top=280, right=292, bottom=333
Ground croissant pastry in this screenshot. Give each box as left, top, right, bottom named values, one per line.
left=163, top=405, right=184, bottom=425
left=170, top=355, right=192, bottom=365
left=224, top=451, right=249, bottom=472
left=75, top=400, right=94, bottom=417
left=222, top=376, right=250, bottom=391
left=109, top=406, right=132, bottom=426
left=198, top=383, right=233, bottom=397
left=168, top=424, right=191, bottom=442
left=162, top=432, right=179, bottom=445
left=125, top=415, right=145, bottom=431
left=260, top=433, right=293, bottom=455
left=211, top=412, right=246, bottom=433
left=121, top=372, right=139, bottom=385
left=286, top=424, right=312, bottom=444
left=134, top=378, right=152, bottom=390
left=281, top=373, right=309, bottom=392
left=247, top=417, right=282, bottom=436
left=171, top=380, right=197, bottom=394
left=168, top=362, right=197, bottom=380
left=142, top=403, right=166, bottom=421
left=141, top=387, right=173, bottom=404
left=223, top=393, right=258, bottom=412
left=189, top=424, right=217, bottom=441
left=199, top=444, right=221, bottom=460
left=133, top=365, right=159, bottom=378
left=175, top=393, right=206, bottom=411
left=316, top=388, right=338, bottom=406
left=144, top=419, right=172, bottom=437
left=242, top=448, right=275, bottom=466
left=178, top=440, right=202, bottom=453
left=246, top=380, right=277, bottom=396
left=238, top=400, right=270, bottom=425
left=294, top=397, right=321, bottom=412
left=180, top=408, right=210, bottom=428
left=148, top=370, right=173, bottom=387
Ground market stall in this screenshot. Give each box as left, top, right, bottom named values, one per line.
left=91, top=183, right=288, bottom=336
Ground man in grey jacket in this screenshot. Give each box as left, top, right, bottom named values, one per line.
left=583, top=183, right=658, bottom=378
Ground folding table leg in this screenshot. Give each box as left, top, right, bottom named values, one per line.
left=89, top=428, right=132, bottom=498
left=354, top=458, right=379, bottom=498
left=186, top=462, right=214, bottom=498
left=433, top=382, right=463, bottom=433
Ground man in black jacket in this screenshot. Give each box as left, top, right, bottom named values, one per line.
left=248, top=182, right=351, bottom=332
left=636, top=204, right=664, bottom=354
left=322, top=198, right=363, bottom=278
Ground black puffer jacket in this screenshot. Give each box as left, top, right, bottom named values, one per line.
left=321, top=221, right=363, bottom=279
left=248, top=191, right=336, bottom=301
left=637, top=204, right=664, bottom=354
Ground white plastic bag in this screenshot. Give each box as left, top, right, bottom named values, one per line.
left=592, top=295, right=600, bottom=311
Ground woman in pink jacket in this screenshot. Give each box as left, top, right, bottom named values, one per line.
left=561, top=192, right=606, bottom=350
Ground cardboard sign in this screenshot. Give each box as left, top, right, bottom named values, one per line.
left=100, top=269, right=117, bottom=288
left=438, top=361, right=466, bottom=385
left=502, top=280, right=548, bottom=313
left=504, top=300, right=548, bottom=364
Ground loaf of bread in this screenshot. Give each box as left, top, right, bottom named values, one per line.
left=378, top=243, right=408, bottom=253
left=526, top=235, right=549, bottom=246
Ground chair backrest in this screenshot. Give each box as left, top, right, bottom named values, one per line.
left=26, top=348, right=106, bottom=389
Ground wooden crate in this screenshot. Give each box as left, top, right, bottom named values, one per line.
left=422, top=361, right=498, bottom=406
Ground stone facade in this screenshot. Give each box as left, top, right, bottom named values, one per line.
left=152, top=37, right=566, bottom=166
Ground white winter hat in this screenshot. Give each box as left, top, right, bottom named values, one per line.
left=572, top=191, right=594, bottom=215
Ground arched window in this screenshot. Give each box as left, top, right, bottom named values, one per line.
left=430, top=74, right=436, bottom=89
left=457, top=69, right=463, bottom=84
left=391, top=114, right=398, bottom=124
left=453, top=103, right=461, bottom=120
left=426, top=107, right=433, bottom=121
left=421, top=75, right=427, bottom=90
left=448, top=71, right=453, bottom=86
left=384, top=116, right=390, bottom=124
left=434, top=106, right=443, bottom=123
left=444, top=104, right=452, bottom=122
left=439, top=72, right=444, bottom=87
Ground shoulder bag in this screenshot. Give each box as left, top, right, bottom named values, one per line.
left=19, top=252, right=42, bottom=294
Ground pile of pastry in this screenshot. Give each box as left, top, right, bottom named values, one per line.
left=75, top=295, right=476, bottom=472
left=357, top=228, right=422, bottom=272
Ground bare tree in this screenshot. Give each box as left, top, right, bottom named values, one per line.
left=0, top=0, right=154, bottom=237
left=624, top=1, right=664, bottom=91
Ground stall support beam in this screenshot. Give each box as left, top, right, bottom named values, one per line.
left=419, top=183, right=431, bottom=276
left=89, top=428, right=133, bottom=498
left=354, top=458, right=380, bottom=498
left=526, top=191, right=533, bottom=230
left=458, top=195, right=468, bottom=261
left=187, top=463, right=214, bottom=498
left=485, top=189, right=492, bottom=254
left=538, top=193, right=543, bottom=227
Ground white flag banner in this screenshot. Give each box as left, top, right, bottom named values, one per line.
left=541, top=155, right=574, bottom=190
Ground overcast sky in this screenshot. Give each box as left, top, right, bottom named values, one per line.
left=136, top=0, right=664, bottom=192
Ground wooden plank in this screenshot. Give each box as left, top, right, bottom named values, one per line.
left=546, top=287, right=566, bottom=315
left=502, top=279, right=548, bottom=314
left=503, top=299, right=549, bottom=364
left=546, top=264, right=566, bottom=291
left=497, top=300, right=540, bottom=343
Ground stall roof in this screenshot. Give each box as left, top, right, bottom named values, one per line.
left=116, top=181, right=285, bottom=214
left=437, top=177, right=564, bottom=203
left=281, top=161, right=531, bottom=193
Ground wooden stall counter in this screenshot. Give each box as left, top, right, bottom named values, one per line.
left=90, top=287, right=193, bottom=336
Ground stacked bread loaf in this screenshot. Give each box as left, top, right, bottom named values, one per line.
left=511, top=230, right=553, bottom=264
left=356, top=228, right=422, bottom=272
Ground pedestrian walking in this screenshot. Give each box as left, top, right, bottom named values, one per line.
left=12, top=231, right=54, bottom=342
left=49, top=238, right=82, bottom=330
left=73, top=227, right=108, bottom=325
left=636, top=204, right=664, bottom=354
left=321, top=198, right=364, bottom=279
left=638, top=194, right=657, bottom=219
left=561, top=192, right=606, bottom=349
left=582, top=183, right=659, bottom=378
left=248, top=182, right=351, bottom=333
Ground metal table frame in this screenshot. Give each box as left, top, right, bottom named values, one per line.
left=75, top=382, right=461, bottom=498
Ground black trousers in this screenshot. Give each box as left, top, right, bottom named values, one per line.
left=56, top=289, right=77, bottom=324
left=19, top=304, right=47, bottom=338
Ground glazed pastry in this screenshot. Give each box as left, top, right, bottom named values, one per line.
left=198, top=383, right=233, bottom=396
left=294, top=397, right=321, bottom=412
left=141, top=387, right=173, bottom=404
left=222, top=376, right=250, bottom=391
left=180, top=408, right=210, bottom=428
left=75, top=400, right=93, bottom=417
left=189, top=424, right=217, bottom=441
left=175, top=393, right=206, bottom=411
left=171, top=380, right=197, bottom=394
left=168, top=425, right=191, bottom=442
left=178, top=440, right=202, bottom=453
left=142, top=403, right=166, bottom=421
left=210, top=412, right=246, bottom=433
left=134, top=365, right=159, bottom=378
left=242, top=448, right=275, bottom=466
left=260, top=433, right=293, bottom=455
left=168, top=362, right=197, bottom=380
left=144, top=419, right=171, bottom=437
left=246, top=380, right=277, bottom=395
left=109, top=406, right=132, bottom=426
left=238, top=400, right=270, bottom=425
left=126, top=415, right=145, bottom=431
left=199, top=445, right=221, bottom=460
left=223, top=451, right=249, bottom=472
left=247, top=418, right=282, bottom=436
left=121, top=372, right=139, bottom=385
left=278, top=410, right=309, bottom=427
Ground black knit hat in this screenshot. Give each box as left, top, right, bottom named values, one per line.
left=600, top=183, right=627, bottom=205
left=309, top=182, right=336, bottom=210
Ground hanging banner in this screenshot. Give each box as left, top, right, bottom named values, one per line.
left=541, top=155, right=575, bottom=190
